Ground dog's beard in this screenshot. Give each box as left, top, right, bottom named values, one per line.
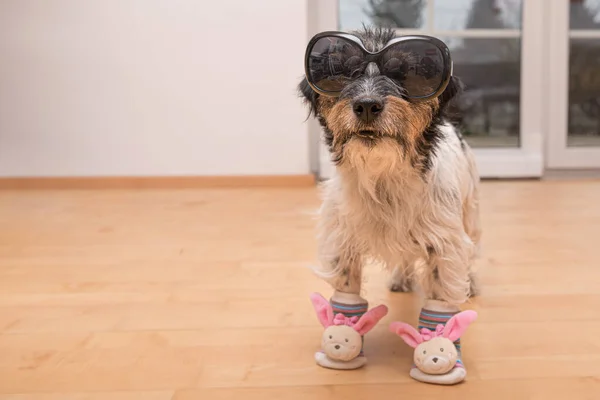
left=322, top=96, right=439, bottom=202
left=342, top=136, right=405, bottom=175
left=338, top=136, right=417, bottom=203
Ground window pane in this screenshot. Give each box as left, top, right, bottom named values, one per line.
left=570, top=0, right=600, bottom=30
left=568, top=39, right=600, bottom=147
left=339, top=0, right=428, bottom=31
left=445, top=37, right=521, bottom=148
left=434, top=0, right=522, bottom=30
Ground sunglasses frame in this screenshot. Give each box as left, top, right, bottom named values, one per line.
left=304, top=31, right=454, bottom=101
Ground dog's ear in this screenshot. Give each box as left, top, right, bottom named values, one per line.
left=438, top=76, right=465, bottom=110
left=298, top=77, right=319, bottom=118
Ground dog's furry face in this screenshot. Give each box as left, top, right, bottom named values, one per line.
left=299, top=27, right=463, bottom=175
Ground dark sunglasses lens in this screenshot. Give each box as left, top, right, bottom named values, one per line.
left=307, top=36, right=365, bottom=93
left=382, top=40, right=445, bottom=98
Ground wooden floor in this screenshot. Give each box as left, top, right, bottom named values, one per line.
left=1, top=180, right=600, bottom=399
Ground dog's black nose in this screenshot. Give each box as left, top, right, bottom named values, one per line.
left=335, top=345, right=340, bottom=350
left=353, top=98, right=383, bottom=123
left=432, top=357, right=438, bottom=363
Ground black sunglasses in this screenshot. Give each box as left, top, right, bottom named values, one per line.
left=304, top=31, right=453, bottom=101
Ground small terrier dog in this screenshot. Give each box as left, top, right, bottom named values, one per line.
left=298, top=27, right=482, bottom=308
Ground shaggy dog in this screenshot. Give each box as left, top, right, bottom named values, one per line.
left=298, top=26, right=482, bottom=312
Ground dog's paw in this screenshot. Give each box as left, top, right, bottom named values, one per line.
left=389, top=277, right=413, bottom=293
left=467, top=273, right=480, bottom=297
left=389, top=266, right=413, bottom=293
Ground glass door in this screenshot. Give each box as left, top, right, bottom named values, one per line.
left=547, top=0, right=600, bottom=169
left=315, top=0, right=545, bottom=179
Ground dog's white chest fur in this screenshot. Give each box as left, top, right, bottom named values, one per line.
left=317, top=122, right=481, bottom=273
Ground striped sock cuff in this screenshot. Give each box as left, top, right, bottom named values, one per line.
left=330, top=300, right=369, bottom=318
left=418, top=309, right=459, bottom=330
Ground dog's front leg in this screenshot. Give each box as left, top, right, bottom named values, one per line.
left=409, top=233, right=476, bottom=385
left=309, top=206, right=388, bottom=370
left=423, top=242, right=471, bottom=306
left=314, top=253, right=364, bottom=295
left=311, top=247, right=373, bottom=370
left=313, top=202, right=366, bottom=299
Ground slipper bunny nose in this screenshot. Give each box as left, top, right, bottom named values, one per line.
left=335, top=345, right=340, bottom=350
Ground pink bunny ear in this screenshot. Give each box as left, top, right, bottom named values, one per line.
left=443, top=310, right=478, bottom=342
left=352, top=304, right=388, bottom=335
left=309, top=293, right=334, bottom=328
left=389, top=322, right=424, bottom=348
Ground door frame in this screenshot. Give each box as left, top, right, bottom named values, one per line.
left=311, top=0, right=545, bottom=180
left=546, top=0, right=600, bottom=169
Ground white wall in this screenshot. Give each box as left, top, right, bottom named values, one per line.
left=0, top=1, right=310, bottom=177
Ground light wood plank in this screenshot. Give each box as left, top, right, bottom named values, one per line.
left=0, top=393, right=173, bottom=400
left=173, top=379, right=600, bottom=400
left=0, top=180, right=599, bottom=398
left=0, top=175, right=315, bottom=190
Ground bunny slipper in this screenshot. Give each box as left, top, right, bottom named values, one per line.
left=310, top=292, right=388, bottom=369
left=390, top=310, right=477, bottom=385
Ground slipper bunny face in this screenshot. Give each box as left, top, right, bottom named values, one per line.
left=390, top=310, right=477, bottom=375
left=310, top=293, right=388, bottom=362
left=413, top=337, right=458, bottom=374
left=321, top=325, right=363, bottom=361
